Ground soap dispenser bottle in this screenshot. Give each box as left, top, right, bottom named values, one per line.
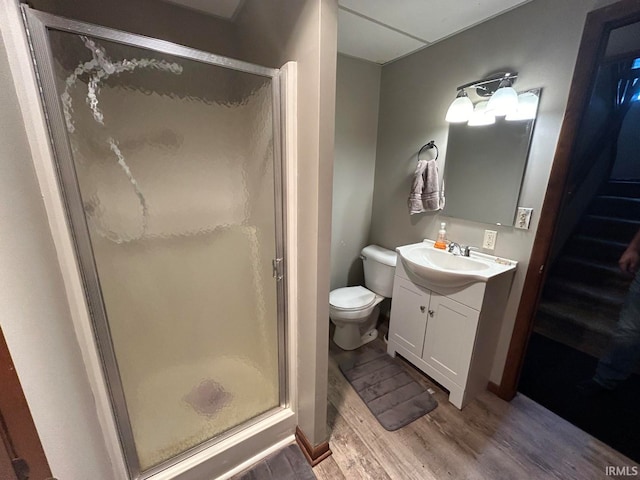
left=434, top=222, right=447, bottom=249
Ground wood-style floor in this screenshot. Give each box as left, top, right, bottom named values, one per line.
left=313, top=336, right=637, bottom=480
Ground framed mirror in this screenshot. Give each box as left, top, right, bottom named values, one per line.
left=443, top=88, right=541, bottom=226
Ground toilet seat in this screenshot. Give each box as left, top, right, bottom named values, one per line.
left=329, top=286, right=376, bottom=311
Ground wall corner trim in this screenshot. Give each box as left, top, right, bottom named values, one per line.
left=487, top=381, right=499, bottom=395
left=294, top=426, right=332, bottom=467
left=488, top=381, right=518, bottom=402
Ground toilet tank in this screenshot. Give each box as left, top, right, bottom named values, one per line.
left=361, top=245, right=397, bottom=297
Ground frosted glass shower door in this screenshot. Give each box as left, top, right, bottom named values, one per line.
left=24, top=8, right=286, bottom=478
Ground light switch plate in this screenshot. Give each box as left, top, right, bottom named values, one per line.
left=483, top=230, right=497, bottom=250
left=516, top=207, right=533, bottom=229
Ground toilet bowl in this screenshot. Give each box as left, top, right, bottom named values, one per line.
left=329, top=286, right=384, bottom=350
left=329, top=245, right=396, bottom=350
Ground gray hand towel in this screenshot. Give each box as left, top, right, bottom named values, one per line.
left=408, top=159, right=428, bottom=215
left=408, top=159, right=444, bottom=215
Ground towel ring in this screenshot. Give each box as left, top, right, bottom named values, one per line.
left=418, top=140, right=438, bottom=161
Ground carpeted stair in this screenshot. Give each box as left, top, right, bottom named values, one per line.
left=534, top=180, right=639, bottom=358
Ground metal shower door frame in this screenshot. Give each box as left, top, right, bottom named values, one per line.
left=21, top=7, right=288, bottom=479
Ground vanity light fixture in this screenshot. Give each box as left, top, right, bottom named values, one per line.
left=445, top=72, right=519, bottom=123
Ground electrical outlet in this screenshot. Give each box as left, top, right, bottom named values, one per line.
left=483, top=230, right=497, bottom=250
left=515, top=207, right=533, bottom=229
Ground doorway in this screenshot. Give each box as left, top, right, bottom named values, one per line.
left=497, top=0, right=640, bottom=463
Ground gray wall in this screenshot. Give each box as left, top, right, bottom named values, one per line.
left=550, top=65, right=616, bottom=262
left=370, top=0, right=611, bottom=383
left=235, top=0, right=338, bottom=445
left=331, top=54, right=381, bottom=290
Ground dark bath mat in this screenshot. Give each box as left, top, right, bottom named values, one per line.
left=339, top=351, right=437, bottom=431
left=234, top=444, right=316, bottom=480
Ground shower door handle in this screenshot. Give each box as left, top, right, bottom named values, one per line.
left=272, top=258, right=284, bottom=281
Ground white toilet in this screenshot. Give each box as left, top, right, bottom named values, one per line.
left=329, top=245, right=397, bottom=350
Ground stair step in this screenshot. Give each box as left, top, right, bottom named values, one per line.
left=579, top=215, right=640, bottom=243
left=534, top=312, right=613, bottom=360
left=601, top=180, right=640, bottom=198
left=544, top=278, right=626, bottom=307
left=537, top=299, right=618, bottom=336
left=543, top=278, right=625, bottom=318
left=590, top=196, right=640, bottom=220
left=571, top=235, right=627, bottom=263
left=533, top=181, right=640, bottom=359
left=552, top=256, right=633, bottom=289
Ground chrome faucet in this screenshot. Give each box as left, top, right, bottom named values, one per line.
left=448, top=242, right=463, bottom=255
left=448, top=242, right=473, bottom=257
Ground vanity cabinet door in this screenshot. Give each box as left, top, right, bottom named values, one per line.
left=388, top=276, right=430, bottom=357
left=422, top=293, right=479, bottom=387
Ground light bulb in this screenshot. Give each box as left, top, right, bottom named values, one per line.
left=467, top=101, right=496, bottom=126
left=487, top=80, right=519, bottom=116
left=506, top=91, right=539, bottom=121
left=445, top=90, right=474, bottom=123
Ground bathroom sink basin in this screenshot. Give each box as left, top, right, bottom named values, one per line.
left=396, top=240, right=516, bottom=288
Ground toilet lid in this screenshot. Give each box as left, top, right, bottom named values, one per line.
left=330, top=286, right=376, bottom=310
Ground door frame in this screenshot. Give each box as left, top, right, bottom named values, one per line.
left=495, top=0, right=640, bottom=400
left=0, top=327, right=52, bottom=480
left=8, top=5, right=300, bottom=480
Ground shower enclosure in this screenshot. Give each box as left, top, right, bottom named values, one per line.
left=23, top=7, right=290, bottom=479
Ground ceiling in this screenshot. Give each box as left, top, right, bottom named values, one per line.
left=159, top=0, right=532, bottom=65
left=338, top=0, right=532, bottom=64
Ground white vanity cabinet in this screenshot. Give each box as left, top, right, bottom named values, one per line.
left=388, top=255, right=515, bottom=409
